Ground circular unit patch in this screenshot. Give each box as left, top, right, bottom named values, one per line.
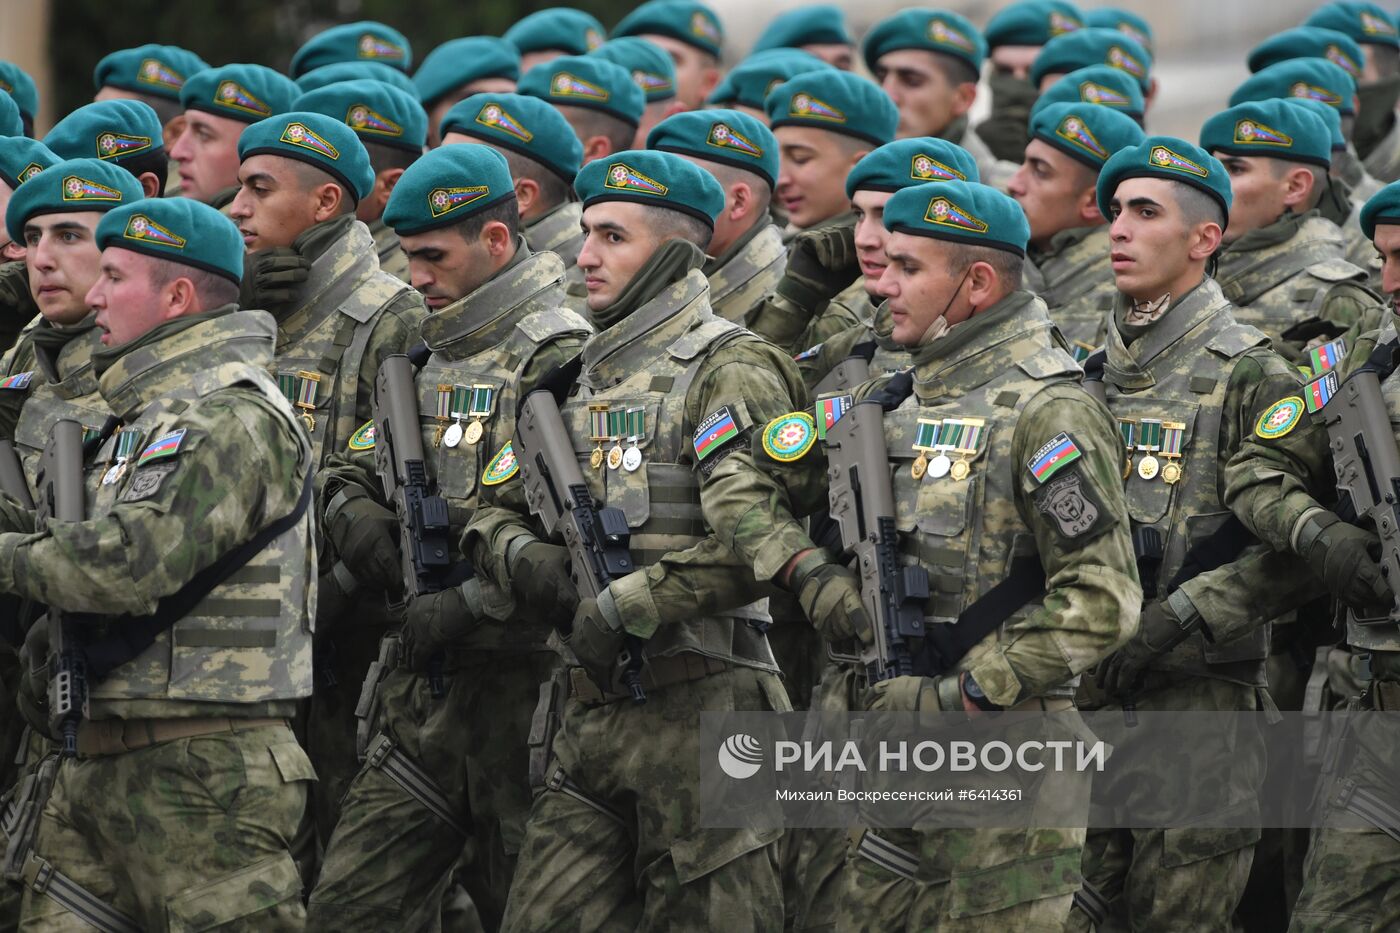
left=1254, top=396, right=1304, bottom=440
left=482, top=441, right=519, bottom=485
left=347, top=420, right=376, bottom=451
left=762, top=411, right=817, bottom=462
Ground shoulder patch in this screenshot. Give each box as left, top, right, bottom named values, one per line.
left=482, top=441, right=518, bottom=485
left=0, top=372, right=33, bottom=390
left=1254, top=396, right=1305, bottom=439
left=1304, top=257, right=1367, bottom=284
left=1034, top=470, right=1110, bottom=545
left=794, top=343, right=823, bottom=362
left=136, top=428, right=187, bottom=466
left=1027, top=432, right=1082, bottom=484
left=348, top=420, right=376, bottom=451
left=762, top=412, right=817, bottom=462
left=122, top=461, right=176, bottom=502
left=693, top=406, right=741, bottom=461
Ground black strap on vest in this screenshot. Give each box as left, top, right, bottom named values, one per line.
left=923, top=554, right=1046, bottom=675
left=849, top=340, right=878, bottom=364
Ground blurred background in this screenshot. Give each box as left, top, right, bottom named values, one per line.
left=0, top=0, right=1339, bottom=137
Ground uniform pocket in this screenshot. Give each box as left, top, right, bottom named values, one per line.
left=164, top=851, right=303, bottom=932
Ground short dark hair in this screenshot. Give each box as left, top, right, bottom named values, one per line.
left=452, top=195, right=521, bottom=243
left=121, top=149, right=170, bottom=196
left=644, top=208, right=713, bottom=250
left=943, top=241, right=1023, bottom=290
left=362, top=138, right=419, bottom=176
left=561, top=105, right=635, bottom=154
left=1168, top=179, right=1227, bottom=232
left=499, top=148, right=572, bottom=212
left=146, top=254, right=240, bottom=309
left=706, top=161, right=772, bottom=218
left=931, top=50, right=979, bottom=88
left=286, top=159, right=356, bottom=215
left=1267, top=158, right=1328, bottom=210
left=131, top=92, right=182, bottom=126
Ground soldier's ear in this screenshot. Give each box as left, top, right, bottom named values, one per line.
left=514, top=177, right=541, bottom=215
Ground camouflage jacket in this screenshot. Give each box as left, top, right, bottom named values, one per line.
left=1362, top=114, right=1400, bottom=184
left=272, top=218, right=425, bottom=472
left=794, top=297, right=912, bottom=396
left=1100, top=278, right=1308, bottom=686
left=744, top=211, right=864, bottom=355
left=321, top=247, right=591, bottom=652
left=1336, top=144, right=1385, bottom=202
left=526, top=201, right=587, bottom=314
left=0, top=308, right=315, bottom=720
left=1318, top=175, right=1384, bottom=290
left=1215, top=211, right=1381, bottom=365
left=1031, top=224, right=1115, bottom=360
left=369, top=216, right=410, bottom=283
left=467, top=268, right=810, bottom=671
left=943, top=115, right=1017, bottom=192
left=704, top=220, right=786, bottom=324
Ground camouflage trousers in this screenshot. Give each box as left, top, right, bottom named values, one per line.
left=500, top=665, right=790, bottom=933
left=1288, top=651, right=1400, bottom=933
left=1068, top=677, right=1265, bottom=933
left=20, top=721, right=312, bottom=932
left=307, top=645, right=555, bottom=932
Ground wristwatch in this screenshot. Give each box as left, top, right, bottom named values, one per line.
left=962, top=673, right=1000, bottom=712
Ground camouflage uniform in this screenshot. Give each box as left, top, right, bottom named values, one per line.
left=306, top=247, right=590, bottom=931
left=369, top=217, right=411, bottom=283
left=746, top=230, right=869, bottom=359
left=524, top=202, right=586, bottom=314
left=1029, top=225, right=1115, bottom=361
left=1072, top=279, right=1306, bottom=932
left=703, top=220, right=787, bottom=324
left=1362, top=117, right=1400, bottom=184
left=1214, top=211, right=1381, bottom=365
left=467, top=266, right=808, bottom=931
left=268, top=216, right=425, bottom=845
left=794, top=298, right=912, bottom=397
left=1317, top=176, right=1384, bottom=291
left=0, top=308, right=316, bottom=932
left=1336, top=144, right=1385, bottom=203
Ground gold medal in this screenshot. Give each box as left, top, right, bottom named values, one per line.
left=911, top=452, right=928, bottom=480
left=1162, top=461, right=1182, bottom=485
left=950, top=459, right=970, bottom=481
left=463, top=420, right=484, bottom=445
left=1122, top=455, right=1132, bottom=480
left=606, top=444, right=624, bottom=470
left=1137, top=455, right=1159, bottom=480
left=590, top=447, right=604, bottom=470
left=301, top=412, right=316, bottom=434
left=433, top=423, right=446, bottom=447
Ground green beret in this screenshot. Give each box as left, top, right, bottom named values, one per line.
left=237, top=111, right=374, bottom=204
left=1031, top=65, right=1145, bottom=121
left=95, top=197, right=244, bottom=284
left=1031, top=28, right=1151, bottom=91
left=518, top=55, right=645, bottom=127
left=846, top=137, right=981, bottom=198
left=592, top=37, right=677, bottom=104
left=290, top=21, right=412, bottom=79
left=383, top=144, right=515, bottom=236
left=92, top=44, right=208, bottom=102
left=412, top=37, right=521, bottom=109
left=862, top=10, right=986, bottom=75
left=1230, top=59, right=1356, bottom=116
left=0, top=94, right=19, bottom=139
left=1201, top=99, right=1332, bottom=169
left=294, top=79, right=427, bottom=152
left=1029, top=101, right=1145, bottom=170
left=45, top=100, right=163, bottom=163
left=883, top=180, right=1030, bottom=256
left=1306, top=2, right=1399, bottom=49
left=1247, top=27, right=1365, bottom=80
left=0, top=138, right=57, bottom=189
left=574, top=149, right=724, bottom=227
left=505, top=8, right=608, bottom=56
left=181, top=64, right=301, bottom=125
left=753, top=7, right=853, bottom=53
left=1095, top=136, right=1231, bottom=222
left=984, top=2, right=1083, bottom=51
left=441, top=92, right=582, bottom=183
left=614, top=1, right=724, bottom=59
left=1360, top=179, right=1400, bottom=238
left=297, top=61, right=420, bottom=99
left=1082, top=8, right=1153, bottom=54
left=766, top=70, right=898, bottom=147
left=1283, top=97, right=1346, bottom=151
left=0, top=62, right=39, bottom=123
left=706, top=50, right=832, bottom=109
left=5, top=158, right=143, bottom=243
left=647, top=109, right=778, bottom=187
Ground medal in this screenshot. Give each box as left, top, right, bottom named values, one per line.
left=463, top=420, right=484, bottom=445
left=1117, top=419, right=1135, bottom=482
left=102, top=461, right=126, bottom=486
left=623, top=446, right=642, bottom=471
left=948, top=418, right=984, bottom=482
left=911, top=452, right=928, bottom=480
left=950, top=459, right=970, bottom=481
left=622, top=407, right=645, bottom=472
left=1160, top=421, right=1185, bottom=485
left=929, top=454, right=951, bottom=478
left=102, top=428, right=141, bottom=486
left=293, top=371, right=321, bottom=434
left=590, top=448, right=605, bottom=470
left=1137, top=455, right=1159, bottom=480
left=433, top=385, right=455, bottom=447
left=1161, top=461, right=1181, bottom=484
left=605, top=408, right=627, bottom=470
left=463, top=385, right=493, bottom=448
left=443, top=421, right=464, bottom=448
left=606, top=445, right=624, bottom=469
left=589, top=404, right=610, bottom=471
left=1135, top=418, right=1163, bottom=482
left=912, top=419, right=939, bottom=481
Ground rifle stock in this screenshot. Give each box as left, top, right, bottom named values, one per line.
left=40, top=420, right=86, bottom=756
left=0, top=440, right=33, bottom=509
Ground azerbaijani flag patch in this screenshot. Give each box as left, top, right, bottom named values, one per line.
left=814, top=395, right=851, bottom=440
left=1308, top=338, right=1345, bottom=376
left=693, top=406, right=739, bottom=461
left=0, top=372, right=33, bottom=390
left=136, top=428, right=186, bottom=466
left=1027, top=432, right=1082, bottom=484
left=1305, top=372, right=1338, bottom=414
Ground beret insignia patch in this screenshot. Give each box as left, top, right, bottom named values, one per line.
left=605, top=162, right=668, bottom=196
left=62, top=175, right=123, bottom=202
left=1149, top=145, right=1207, bottom=178
left=123, top=214, right=186, bottom=249
left=216, top=80, right=272, bottom=117
left=137, top=58, right=185, bottom=91
left=924, top=196, right=989, bottom=233
left=429, top=186, right=490, bottom=218
left=476, top=102, right=533, bottom=142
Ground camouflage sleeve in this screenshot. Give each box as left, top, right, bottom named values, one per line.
left=0, top=334, right=37, bottom=441
left=793, top=301, right=865, bottom=360
left=1220, top=350, right=1335, bottom=554
left=346, top=291, right=427, bottom=446
left=795, top=316, right=867, bottom=392
left=1175, top=545, right=1324, bottom=643
left=983, top=384, right=1141, bottom=707
left=1318, top=281, right=1385, bottom=338
left=744, top=289, right=826, bottom=355
left=0, top=391, right=307, bottom=615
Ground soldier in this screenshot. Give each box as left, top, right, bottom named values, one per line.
left=411, top=37, right=520, bottom=148
left=704, top=50, right=834, bottom=126
left=1200, top=99, right=1381, bottom=365
left=745, top=70, right=897, bottom=353
left=168, top=64, right=300, bottom=211
left=1071, top=137, right=1311, bottom=931
left=5, top=195, right=316, bottom=931
left=613, top=0, right=725, bottom=111
left=591, top=37, right=685, bottom=147
left=465, top=149, right=806, bottom=929
left=1033, top=64, right=1146, bottom=128
left=647, top=109, right=785, bottom=322
left=0, top=137, right=56, bottom=286
left=1306, top=1, right=1400, bottom=182
left=229, top=111, right=426, bottom=843
left=978, top=0, right=1084, bottom=163
left=288, top=20, right=412, bottom=80
left=504, top=7, right=608, bottom=74
left=91, top=43, right=208, bottom=192
left=1008, top=101, right=1145, bottom=358
left=440, top=92, right=585, bottom=268
left=1084, top=7, right=1155, bottom=55
left=295, top=60, right=420, bottom=98
left=293, top=79, right=428, bottom=282
left=1031, top=27, right=1155, bottom=113
left=518, top=55, right=645, bottom=166
left=44, top=100, right=168, bottom=198
left=750, top=7, right=855, bottom=71
left=306, top=144, right=590, bottom=932
left=0, top=62, right=40, bottom=138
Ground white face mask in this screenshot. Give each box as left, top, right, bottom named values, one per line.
left=917, top=312, right=951, bottom=346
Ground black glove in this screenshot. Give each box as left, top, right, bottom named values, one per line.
left=567, top=596, right=629, bottom=690
left=510, top=542, right=580, bottom=621
left=240, top=247, right=312, bottom=309
left=1303, top=512, right=1390, bottom=609
left=401, top=586, right=472, bottom=671
left=777, top=220, right=860, bottom=310
left=326, top=493, right=403, bottom=594
left=791, top=553, right=872, bottom=645
left=1098, top=598, right=1199, bottom=699
left=0, top=262, right=36, bottom=318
